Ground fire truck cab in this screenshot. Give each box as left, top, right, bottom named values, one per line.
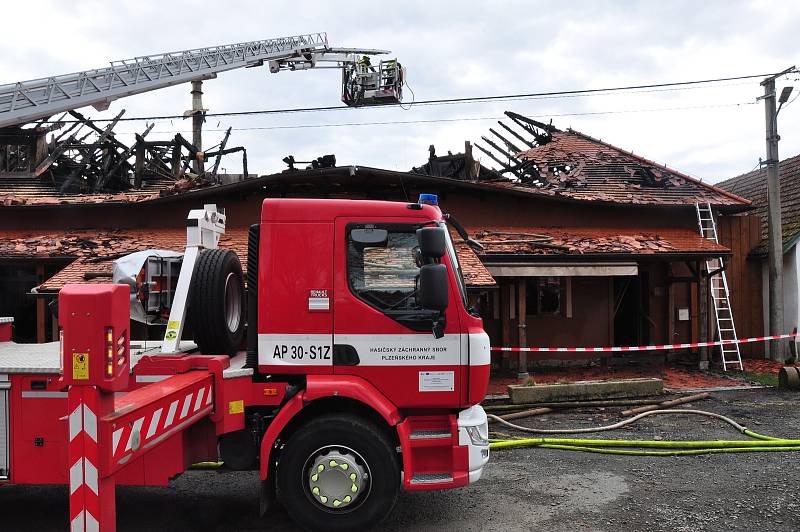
left=0, top=197, right=490, bottom=531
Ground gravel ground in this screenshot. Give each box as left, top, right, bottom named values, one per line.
left=2, top=388, right=800, bottom=531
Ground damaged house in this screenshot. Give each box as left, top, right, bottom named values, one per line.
left=0, top=111, right=762, bottom=375
left=414, top=112, right=761, bottom=372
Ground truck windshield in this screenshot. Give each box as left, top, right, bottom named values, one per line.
left=441, top=222, right=469, bottom=310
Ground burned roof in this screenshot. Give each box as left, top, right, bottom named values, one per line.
left=0, top=109, right=247, bottom=205
left=468, top=226, right=728, bottom=258
left=717, top=153, right=800, bottom=255
left=2, top=227, right=494, bottom=292
left=470, top=112, right=750, bottom=208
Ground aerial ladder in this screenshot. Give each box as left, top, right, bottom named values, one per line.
left=0, top=32, right=404, bottom=129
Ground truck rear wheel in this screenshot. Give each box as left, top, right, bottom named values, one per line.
left=277, top=414, right=400, bottom=532
left=189, top=249, right=245, bottom=355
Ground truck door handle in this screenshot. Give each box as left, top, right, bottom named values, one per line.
left=333, top=344, right=360, bottom=366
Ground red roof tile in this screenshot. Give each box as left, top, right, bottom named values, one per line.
left=468, top=226, right=727, bottom=256
left=509, top=126, right=750, bottom=207
left=26, top=227, right=493, bottom=291
left=453, top=242, right=496, bottom=287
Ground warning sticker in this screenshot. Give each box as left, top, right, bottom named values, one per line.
left=72, top=352, right=89, bottom=380
left=419, top=371, right=454, bottom=392
left=228, top=400, right=244, bottom=415
left=165, top=320, right=180, bottom=340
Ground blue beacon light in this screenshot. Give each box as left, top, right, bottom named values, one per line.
left=418, top=193, right=439, bottom=206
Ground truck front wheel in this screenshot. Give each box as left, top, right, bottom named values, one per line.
left=277, top=414, right=400, bottom=531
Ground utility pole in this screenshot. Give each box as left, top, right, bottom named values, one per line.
left=761, top=67, right=796, bottom=361
left=190, top=80, right=205, bottom=176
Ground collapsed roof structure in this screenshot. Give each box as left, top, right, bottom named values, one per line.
left=415, top=111, right=747, bottom=208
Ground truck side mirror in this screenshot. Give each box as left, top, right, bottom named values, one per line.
left=418, top=264, right=448, bottom=311
left=416, top=227, right=446, bottom=258
left=418, top=264, right=448, bottom=339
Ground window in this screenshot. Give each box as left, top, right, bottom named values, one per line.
left=526, top=277, right=567, bottom=316
left=0, top=144, right=31, bottom=173
left=347, top=227, right=422, bottom=313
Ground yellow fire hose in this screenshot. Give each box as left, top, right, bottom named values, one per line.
left=488, top=409, right=800, bottom=456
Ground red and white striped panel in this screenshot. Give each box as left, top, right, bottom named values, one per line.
left=490, top=333, right=799, bottom=353
left=68, top=386, right=101, bottom=532
left=109, top=378, right=214, bottom=466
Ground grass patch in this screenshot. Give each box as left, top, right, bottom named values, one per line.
left=709, top=368, right=779, bottom=387
left=739, top=371, right=779, bottom=387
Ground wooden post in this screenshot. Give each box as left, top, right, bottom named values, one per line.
left=465, top=141, right=477, bottom=180
left=36, top=264, right=46, bottom=343
left=500, top=282, right=511, bottom=370
left=667, top=265, right=675, bottom=355
left=171, top=142, right=181, bottom=179
left=134, top=136, right=145, bottom=188
left=517, top=278, right=528, bottom=379
left=608, top=278, right=615, bottom=346
left=698, top=260, right=709, bottom=369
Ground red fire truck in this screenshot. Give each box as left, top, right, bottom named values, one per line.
left=0, top=196, right=491, bottom=531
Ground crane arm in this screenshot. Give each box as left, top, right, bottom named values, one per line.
left=0, top=32, right=342, bottom=128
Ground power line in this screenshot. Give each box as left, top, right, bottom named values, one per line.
left=3, top=100, right=760, bottom=139
left=41, top=71, right=780, bottom=124
left=103, top=100, right=756, bottom=135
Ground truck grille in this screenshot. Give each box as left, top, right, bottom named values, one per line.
left=246, top=224, right=260, bottom=369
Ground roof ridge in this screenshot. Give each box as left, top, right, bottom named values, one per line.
left=719, top=152, right=800, bottom=189
left=563, top=128, right=752, bottom=206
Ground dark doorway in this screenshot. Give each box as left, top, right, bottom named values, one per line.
left=0, top=261, right=70, bottom=343
left=613, top=272, right=650, bottom=347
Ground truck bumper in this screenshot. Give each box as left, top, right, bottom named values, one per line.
left=457, top=404, right=490, bottom=483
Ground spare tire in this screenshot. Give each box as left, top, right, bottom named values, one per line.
left=190, top=249, right=245, bottom=355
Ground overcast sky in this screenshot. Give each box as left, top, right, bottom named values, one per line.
left=3, top=0, right=800, bottom=182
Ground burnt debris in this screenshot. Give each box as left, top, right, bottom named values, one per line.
left=0, top=111, right=248, bottom=197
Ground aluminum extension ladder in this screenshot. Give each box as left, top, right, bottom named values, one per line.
left=695, top=203, right=743, bottom=371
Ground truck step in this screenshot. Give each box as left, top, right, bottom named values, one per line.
left=409, top=429, right=451, bottom=440
left=410, top=473, right=454, bottom=485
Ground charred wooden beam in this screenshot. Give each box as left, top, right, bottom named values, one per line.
left=171, top=142, right=182, bottom=179
left=34, top=135, right=76, bottom=176
left=105, top=122, right=154, bottom=182
left=488, top=127, right=522, bottom=154
left=473, top=142, right=517, bottom=174
left=504, top=111, right=559, bottom=133
left=498, top=120, right=536, bottom=149
left=480, top=135, right=523, bottom=165
left=210, top=127, right=232, bottom=181
left=134, top=135, right=145, bottom=187
left=52, top=121, right=83, bottom=144
left=68, top=110, right=128, bottom=152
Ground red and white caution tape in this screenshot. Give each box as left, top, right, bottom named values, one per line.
left=490, top=333, right=798, bottom=353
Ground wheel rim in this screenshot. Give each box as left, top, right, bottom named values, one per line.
left=303, top=445, right=371, bottom=512
left=223, top=272, right=242, bottom=332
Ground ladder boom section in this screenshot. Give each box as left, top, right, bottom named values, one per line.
left=0, top=33, right=329, bottom=128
